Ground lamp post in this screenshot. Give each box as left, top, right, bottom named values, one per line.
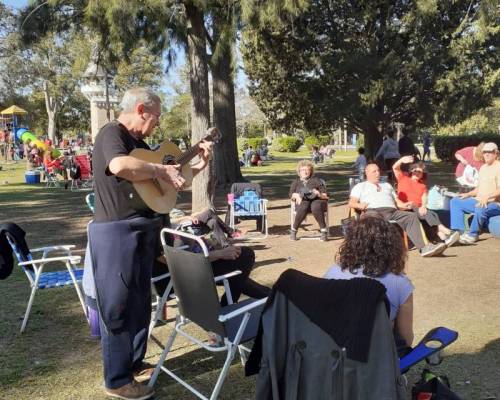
left=80, top=50, right=118, bottom=141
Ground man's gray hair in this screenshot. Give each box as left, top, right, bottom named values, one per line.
left=120, top=87, right=161, bottom=113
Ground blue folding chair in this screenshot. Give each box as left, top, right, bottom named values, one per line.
left=228, top=187, right=268, bottom=239
left=5, top=225, right=86, bottom=333
left=400, top=327, right=458, bottom=373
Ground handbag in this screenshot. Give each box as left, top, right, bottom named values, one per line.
left=412, top=369, right=462, bottom=400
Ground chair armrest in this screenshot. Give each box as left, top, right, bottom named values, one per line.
left=218, top=297, right=267, bottom=322
left=18, top=255, right=81, bottom=266
left=151, top=272, right=170, bottom=283
left=214, top=270, right=242, bottom=283
left=30, top=245, right=76, bottom=253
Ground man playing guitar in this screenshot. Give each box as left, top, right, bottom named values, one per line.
left=89, top=87, right=212, bottom=400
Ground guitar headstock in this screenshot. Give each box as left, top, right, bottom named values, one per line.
left=204, top=127, right=222, bottom=144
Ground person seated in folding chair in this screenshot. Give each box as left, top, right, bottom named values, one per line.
left=172, top=207, right=245, bottom=248
left=393, top=155, right=460, bottom=248
left=290, top=160, right=329, bottom=241
left=158, top=228, right=270, bottom=308
left=349, top=163, right=447, bottom=257
left=450, top=142, right=500, bottom=244
left=43, top=143, right=66, bottom=180
left=325, top=215, right=414, bottom=354
left=89, top=87, right=213, bottom=400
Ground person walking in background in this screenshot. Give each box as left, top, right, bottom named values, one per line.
left=398, top=128, right=420, bottom=159
left=422, top=132, right=432, bottom=162
left=375, top=127, right=400, bottom=183
left=353, top=147, right=367, bottom=180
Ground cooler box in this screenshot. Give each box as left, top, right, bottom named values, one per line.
left=25, top=170, right=41, bottom=184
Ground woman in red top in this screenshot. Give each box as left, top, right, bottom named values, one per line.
left=393, top=156, right=459, bottom=246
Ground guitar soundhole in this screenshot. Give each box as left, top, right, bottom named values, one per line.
left=162, top=154, right=176, bottom=165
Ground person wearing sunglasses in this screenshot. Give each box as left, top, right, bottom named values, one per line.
left=393, top=156, right=460, bottom=247
left=450, top=142, right=500, bottom=244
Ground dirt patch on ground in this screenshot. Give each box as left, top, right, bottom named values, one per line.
left=1, top=160, right=499, bottom=399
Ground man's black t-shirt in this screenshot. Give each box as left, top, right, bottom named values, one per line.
left=93, top=120, right=150, bottom=222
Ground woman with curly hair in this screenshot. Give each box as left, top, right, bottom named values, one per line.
left=324, top=215, right=414, bottom=347
left=289, top=159, right=329, bottom=241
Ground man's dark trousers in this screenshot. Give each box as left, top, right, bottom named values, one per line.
left=366, top=207, right=426, bottom=249
left=89, top=217, right=160, bottom=389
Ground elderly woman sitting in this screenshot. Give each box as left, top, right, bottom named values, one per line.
left=290, top=160, right=329, bottom=241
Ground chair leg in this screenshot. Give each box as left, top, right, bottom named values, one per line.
left=66, top=264, right=88, bottom=320
left=21, top=286, right=38, bottom=333
left=148, top=280, right=173, bottom=337
left=149, top=323, right=179, bottom=387
left=210, top=344, right=238, bottom=400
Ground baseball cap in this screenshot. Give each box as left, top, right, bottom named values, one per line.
left=482, top=142, right=498, bottom=152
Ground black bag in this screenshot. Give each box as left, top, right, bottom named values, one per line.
left=412, top=369, right=462, bottom=400
left=70, top=164, right=81, bottom=180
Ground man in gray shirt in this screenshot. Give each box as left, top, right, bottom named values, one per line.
left=348, top=163, right=447, bottom=257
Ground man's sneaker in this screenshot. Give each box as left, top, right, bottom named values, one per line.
left=420, top=242, right=447, bottom=257
left=320, top=230, right=328, bottom=241
left=459, top=233, right=478, bottom=245
left=444, top=231, right=460, bottom=247
left=132, top=362, right=156, bottom=383
left=290, top=230, right=298, bottom=241
left=105, top=381, right=154, bottom=400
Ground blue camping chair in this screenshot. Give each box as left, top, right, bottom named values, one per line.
left=5, top=225, right=86, bottom=333
left=400, top=327, right=458, bottom=373
left=228, top=183, right=269, bottom=239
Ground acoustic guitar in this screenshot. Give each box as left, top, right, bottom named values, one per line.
left=121, top=127, right=221, bottom=214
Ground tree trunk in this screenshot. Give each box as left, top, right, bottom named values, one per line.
left=364, top=124, right=383, bottom=161
left=211, top=15, right=243, bottom=187
left=185, top=3, right=212, bottom=211
left=43, top=81, right=58, bottom=142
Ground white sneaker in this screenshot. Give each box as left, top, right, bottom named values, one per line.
left=459, top=233, right=478, bottom=244
left=444, top=231, right=460, bottom=247
left=420, top=243, right=447, bottom=257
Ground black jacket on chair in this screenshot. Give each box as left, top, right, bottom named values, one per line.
left=0, top=223, right=30, bottom=280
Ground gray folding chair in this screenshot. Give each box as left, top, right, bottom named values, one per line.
left=149, top=228, right=267, bottom=400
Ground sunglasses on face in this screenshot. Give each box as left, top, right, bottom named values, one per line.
left=411, top=169, right=423, bottom=173
left=482, top=150, right=496, bottom=154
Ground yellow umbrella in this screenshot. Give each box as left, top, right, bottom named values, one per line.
left=0, top=105, right=28, bottom=115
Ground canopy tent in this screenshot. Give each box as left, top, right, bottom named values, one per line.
left=1, top=105, right=28, bottom=115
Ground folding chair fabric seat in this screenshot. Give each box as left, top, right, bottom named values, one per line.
left=221, top=298, right=265, bottom=343
left=227, top=183, right=269, bottom=238
left=3, top=222, right=87, bottom=332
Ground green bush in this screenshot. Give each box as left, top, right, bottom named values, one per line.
left=237, top=137, right=268, bottom=152
left=304, top=135, right=331, bottom=150
left=275, top=136, right=302, bottom=152
left=434, top=133, right=500, bottom=161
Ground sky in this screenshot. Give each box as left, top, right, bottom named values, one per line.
left=2, top=0, right=27, bottom=9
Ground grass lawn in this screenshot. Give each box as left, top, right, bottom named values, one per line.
left=1, top=149, right=499, bottom=400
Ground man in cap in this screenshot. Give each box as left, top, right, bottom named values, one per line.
left=450, top=142, right=500, bottom=243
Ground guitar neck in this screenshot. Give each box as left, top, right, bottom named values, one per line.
left=175, top=142, right=203, bottom=166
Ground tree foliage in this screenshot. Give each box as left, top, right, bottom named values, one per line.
left=242, top=0, right=499, bottom=156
